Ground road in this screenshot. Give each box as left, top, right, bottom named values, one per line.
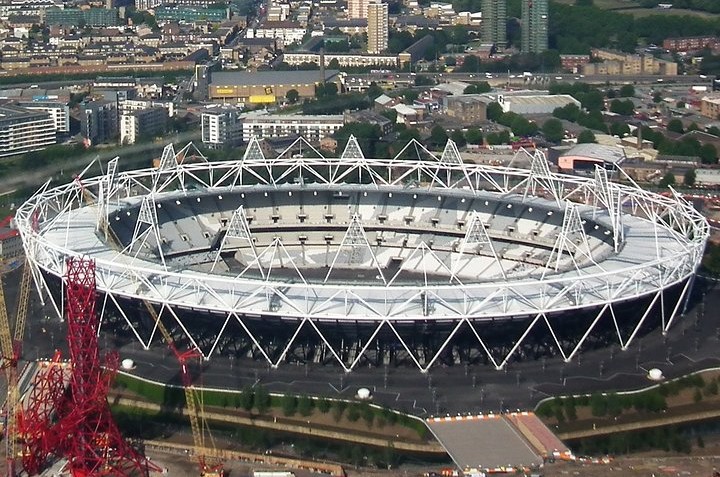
left=344, top=72, right=713, bottom=87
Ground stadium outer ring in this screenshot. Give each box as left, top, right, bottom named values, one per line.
left=14, top=137, right=709, bottom=372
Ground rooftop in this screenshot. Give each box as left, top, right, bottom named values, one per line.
left=561, top=143, right=627, bottom=165
left=211, top=70, right=339, bottom=87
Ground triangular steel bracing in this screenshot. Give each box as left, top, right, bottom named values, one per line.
left=330, top=135, right=382, bottom=187
left=436, top=139, right=474, bottom=190
left=243, top=136, right=265, bottom=162
left=324, top=214, right=386, bottom=284
left=211, top=206, right=261, bottom=274
left=545, top=202, right=594, bottom=273
left=593, top=166, right=623, bottom=252
left=235, top=238, right=307, bottom=285
left=452, top=211, right=506, bottom=280
left=158, top=143, right=177, bottom=170
left=341, top=134, right=364, bottom=160
left=130, top=195, right=166, bottom=267
left=523, top=150, right=561, bottom=206
left=331, top=134, right=365, bottom=182
left=388, top=241, right=460, bottom=286
left=174, top=142, right=208, bottom=164
left=97, top=157, right=119, bottom=234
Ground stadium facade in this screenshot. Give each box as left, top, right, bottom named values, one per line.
left=15, top=137, right=708, bottom=372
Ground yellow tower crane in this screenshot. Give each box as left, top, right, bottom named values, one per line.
left=76, top=170, right=224, bottom=477
left=0, top=262, right=32, bottom=477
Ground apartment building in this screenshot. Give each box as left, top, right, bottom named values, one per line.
left=367, top=0, right=388, bottom=54
left=201, top=107, right=243, bottom=149
left=240, top=114, right=344, bottom=143
left=0, top=105, right=56, bottom=157
left=15, top=100, right=70, bottom=133
left=120, top=107, right=168, bottom=145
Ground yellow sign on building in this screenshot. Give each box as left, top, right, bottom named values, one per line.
left=249, top=94, right=276, bottom=103
left=215, top=88, right=235, bottom=94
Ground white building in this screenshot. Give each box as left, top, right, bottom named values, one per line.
left=241, top=114, right=344, bottom=143
left=201, top=107, right=243, bottom=149
left=120, top=99, right=175, bottom=117
left=251, top=21, right=306, bottom=46
left=16, top=100, right=70, bottom=133
left=282, top=52, right=397, bottom=68
left=0, top=105, right=56, bottom=158
left=495, top=93, right=581, bottom=115
left=120, top=107, right=168, bottom=145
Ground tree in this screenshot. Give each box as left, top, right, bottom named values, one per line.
left=684, top=168, right=697, bottom=187
left=619, top=84, right=635, bottom=97
left=451, top=129, right=466, bottom=147
left=463, top=82, right=491, bottom=94
left=282, top=395, right=298, bottom=416
left=298, top=395, right=314, bottom=416
left=667, top=118, right=684, bottom=134
left=653, top=92, right=663, bottom=103
left=511, top=116, right=537, bottom=137
left=610, top=99, right=634, bottom=116
left=254, top=386, right=270, bottom=414
left=317, top=398, right=332, bottom=413
left=610, top=122, right=631, bottom=137
left=367, top=82, right=384, bottom=100
left=659, top=172, right=676, bottom=188
left=465, top=128, right=483, bottom=145
left=577, top=129, right=596, bottom=144
left=414, top=75, right=434, bottom=87
left=332, top=401, right=347, bottom=422
left=700, top=143, right=718, bottom=164
left=286, top=89, right=299, bottom=104
left=542, top=118, right=564, bottom=143
left=315, top=82, right=338, bottom=98
left=238, top=386, right=254, bottom=411
left=590, top=393, right=607, bottom=417
left=487, top=102, right=503, bottom=122
left=460, top=55, right=480, bottom=72
left=430, top=125, right=448, bottom=146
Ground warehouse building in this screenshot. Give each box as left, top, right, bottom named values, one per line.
left=209, top=70, right=341, bottom=105
left=496, top=93, right=580, bottom=115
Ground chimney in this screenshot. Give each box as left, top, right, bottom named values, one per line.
left=319, top=47, right=326, bottom=85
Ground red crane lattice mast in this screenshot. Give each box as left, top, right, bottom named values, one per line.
left=18, top=257, right=158, bottom=476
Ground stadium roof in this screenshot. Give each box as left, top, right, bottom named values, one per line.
left=561, top=143, right=626, bottom=165
left=210, top=70, right=340, bottom=87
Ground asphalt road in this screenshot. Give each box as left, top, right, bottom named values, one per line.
left=19, top=275, right=720, bottom=417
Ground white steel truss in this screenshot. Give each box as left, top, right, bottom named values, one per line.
left=211, top=206, right=261, bottom=275
left=15, top=138, right=709, bottom=371
left=325, top=214, right=387, bottom=285
left=129, top=194, right=166, bottom=268
left=593, top=166, right=623, bottom=252
left=452, top=211, right=506, bottom=280
left=521, top=150, right=562, bottom=206
left=545, top=202, right=595, bottom=273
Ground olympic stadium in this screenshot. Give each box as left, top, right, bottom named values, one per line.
left=14, top=136, right=709, bottom=374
